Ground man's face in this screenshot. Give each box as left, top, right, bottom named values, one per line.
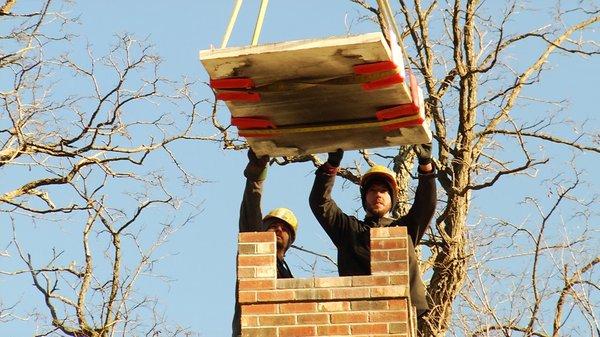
left=365, top=182, right=392, bottom=217
left=266, top=220, right=292, bottom=253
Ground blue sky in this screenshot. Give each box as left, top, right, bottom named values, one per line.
left=1, top=1, right=598, bottom=336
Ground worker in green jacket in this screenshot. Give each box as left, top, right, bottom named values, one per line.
left=309, top=145, right=436, bottom=316
left=232, top=149, right=297, bottom=337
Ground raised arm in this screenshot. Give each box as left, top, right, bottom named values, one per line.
left=309, top=150, right=357, bottom=247
left=402, top=143, right=437, bottom=245
left=239, top=149, right=269, bottom=232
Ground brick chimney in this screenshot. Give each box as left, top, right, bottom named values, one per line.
left=237, top=227, right=417, bottom=337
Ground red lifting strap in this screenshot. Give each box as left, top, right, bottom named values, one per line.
left=216, top=91, right=261, bottom=102
left=231, top=116, right=275, bottom=130
left=353, top=61, right=397, bottom=75
left=382, top=117, right=425, bottom=132
left=376, top=104, right=418, bottom=120
left=354, top=61, right=405, bottom=91
left=210, top=77, right=255, bottom=90
left=376, top=71, right=420, bottom=120
left=362, top=73, right=404, bottom=91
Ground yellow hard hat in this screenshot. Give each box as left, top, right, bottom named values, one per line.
left=263, top=207, right=298, bottom=240
left=360, top=165, right=398, bottom=206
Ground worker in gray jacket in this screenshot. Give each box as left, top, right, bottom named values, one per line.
left=309, top=146, right=436, bottom=315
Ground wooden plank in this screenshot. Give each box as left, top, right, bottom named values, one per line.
left=239, top=114, right=425, bottom=138
left=200, top=33, right=393, bottom=84
left=246, top=121, right=432, bottom=157
left=244, top=89, right=431, bottom=157
left=224, top=84, right=412, bottom=126
left=199, top=32, right=431, bottom=156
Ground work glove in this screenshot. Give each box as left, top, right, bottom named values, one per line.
left=248, top=148, right=269, bottom=168
left=327, top=149, right=344, bottom=167
left=413, top=142, right=432, bottom=166
left=245, top=148, right=269, bottom=180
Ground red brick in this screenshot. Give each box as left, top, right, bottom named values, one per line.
left=294, top=288, right=332, bottom=301
left=279, top=302, right=317, bottom=313
left=371, top=250, right=389, bottom=261
left=314, top=277, right=352, bottom=288
left=239, top=232, right=274, bottom=243
left=369, top=310, right=408, bottom=322
left=256, top=242, right=275, bottom=254
left=389, top=322, right=408, bottom=333
left=239, top=291, right=257, bottom=303
left=238, top=267, right=256, bottom=279
left=389, top=275, right=409, bottom=285
left=371, top=261, right=408, bottom=273
left=316, top=324, right=350, bottom=335
left=241, top=315, right=258, bottom=327
left=255, top=266, right=276, bottom=278
left=242, top=327, right=276, bottom=337
left=371, top=239, right=406, bottom=250
left=351, top=323, right=388, bottom=334
left=370, top=227, right=391, bottom=238
left=351, top=300, right=388, bottom=311
left=257, top=290, right=294, bottom=302
left=239, top=279, right=276, bottom=291
left=371, top=226, right=407, bottom=238
left=238, top=255, right=274, bottom=267
left=242, top=303, right=278, bottom=315
left=331, top=312, right=368, bottom=323
left=331, top=287, right=370, bottom=299
left=277, top=278, right=314, bottom=289
left=317, top=301, right=350, bottom=312
left=370, top=285, right=407, bottom=298
left=386, top=226, right=408, bottom=237
left=388, top=299, right=408, bottom=310
left=278, top=326, right=316, bottom=336
left=389, top=249, right=408, bottom=261
left=238, top=243, right=257, bottom=254
left=258, top=314, right=295, bottom=326
left=352, top=275, right=390, bottom=287
left=297, top=313, right=329, bottom=324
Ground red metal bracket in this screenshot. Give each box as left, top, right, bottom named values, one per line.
left=216, top=91, right=261, bottom=102
left=231, top=116, right=275, bottom=130
left=210, top=77, right=255, bottom=90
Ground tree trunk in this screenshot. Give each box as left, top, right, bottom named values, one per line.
left=419, top=191, right=470, bottom=336
left=393, top=146, right=416, bottom=216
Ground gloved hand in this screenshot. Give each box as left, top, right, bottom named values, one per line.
left=247, top=148, right=269, bottom=168
left=245, top=148, right=269, bottom=180
left=327, top=149, right=344, bottom=167
left=413, top=143, right=432, bottom=166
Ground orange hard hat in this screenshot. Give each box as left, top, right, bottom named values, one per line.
left=360, top=165, right=398, bottom=211
left=263, top=207, right=298, bottom=242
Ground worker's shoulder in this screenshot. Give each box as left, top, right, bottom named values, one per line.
left=384, top=217, right=404, bottom=227
left=342, top=214, right=370, bottom=233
